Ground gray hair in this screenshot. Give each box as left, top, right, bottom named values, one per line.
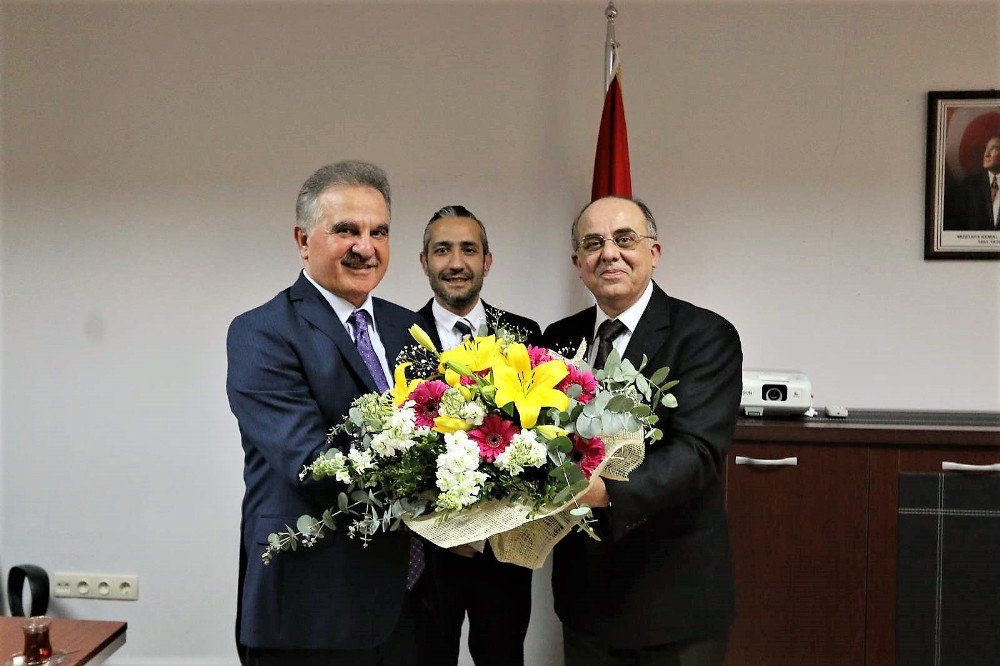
left=571, top=196, right=658, bottom=248
left=422, top=204, right=490, bottom=256
left=295, top=161, right=391, bottom=234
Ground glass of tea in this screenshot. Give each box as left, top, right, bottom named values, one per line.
left=21, top=616, right=53, bottom=665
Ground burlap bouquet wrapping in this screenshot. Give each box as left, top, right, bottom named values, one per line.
left=403, top=428, right=646, bottom=569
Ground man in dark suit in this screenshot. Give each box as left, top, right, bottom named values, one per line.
left=412, top=205, right=540, bottom=665
left=227, top=161, right=422, bottom=665
left=945, top=134, right=1000, bottom=231
left=543, top=197, right=743, bottom=666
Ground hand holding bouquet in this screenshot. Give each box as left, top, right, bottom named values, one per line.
left=263, top=321, right=676, bottom=568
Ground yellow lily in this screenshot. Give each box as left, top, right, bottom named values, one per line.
left=534, top=424, right=568, bottom=440
left=390, top=362, right=423, bottom=406
left=408, top=324, right=439, bottom=354
left=438, top=335, right=503, bottom=387
left=493, top=343, right=570, bottom=429
left=433, top=415, right=472, bottom=434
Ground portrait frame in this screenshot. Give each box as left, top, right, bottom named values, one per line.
left=924, top=90, right=1000, bottom=260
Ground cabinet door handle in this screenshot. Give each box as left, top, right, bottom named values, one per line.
left=734, top=456, right=798, bottom=467
left=941, top=461, right=1000, bottom=472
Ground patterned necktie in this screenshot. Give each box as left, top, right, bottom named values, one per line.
left=593, top=319, right=627, bottom=369
left=454, top=318, right=474, bottom=339
left=348, top=310, right=388, bottom=393
left=349, top=309, right=425, bottom=587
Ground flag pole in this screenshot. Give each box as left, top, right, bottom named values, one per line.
left=604, top=2, right=619, bottom=92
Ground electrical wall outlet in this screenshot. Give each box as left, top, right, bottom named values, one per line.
left=53, top=573, right=139, bottom=601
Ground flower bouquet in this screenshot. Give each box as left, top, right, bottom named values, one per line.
left=263, top=322, right=677, bottom=569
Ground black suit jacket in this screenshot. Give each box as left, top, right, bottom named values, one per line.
left=946, top=171, right=998, bottom=231
left=227, top=272, right=421, bottom=650
left=416, top=299, right=542, bottom=350
left=543, top=282, right=742, bottom=648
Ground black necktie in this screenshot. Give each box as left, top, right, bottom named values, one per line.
left=593, top=319, right=627, bottom=369
left=454, top=319, right=473, bottom=339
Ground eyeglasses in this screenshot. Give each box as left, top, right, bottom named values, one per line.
left=576, top=231, right=656, bottom=254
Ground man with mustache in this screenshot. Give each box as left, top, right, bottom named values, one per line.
left=413, top=205, right=540, bottom=666
left=543, top=196, right=743, bottom=666
left=227, top=161, right=422, bottom=665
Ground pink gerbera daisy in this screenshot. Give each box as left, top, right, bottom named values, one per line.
left=468, top=414, right=519, bottom=462
left=408, top=380, right=449, bottom=428
left=557, top=365, right=599, bottom=404
left=526, top=345, right=553, bottom=367
left=571, top=435, right=606, bottom=479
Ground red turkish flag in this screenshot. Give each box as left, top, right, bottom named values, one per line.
left=591, top=71, right=632, bottom=201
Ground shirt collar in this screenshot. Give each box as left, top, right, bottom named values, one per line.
left=302, top=269, right=376, bottom=328
left=594, top=281, right=654, bottom=335
left=431, top=298, right=487, bottom=335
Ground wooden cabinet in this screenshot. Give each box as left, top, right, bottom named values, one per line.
left=723, top=411, right=1000, bottom=666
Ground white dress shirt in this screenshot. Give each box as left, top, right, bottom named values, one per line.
left=990, top=172, right=999, bottom=226
left=431, top=298, right=487, bottom=351
left=303, top=269, right=392, bottom=385
left=588, top=281, right=655, bottom=365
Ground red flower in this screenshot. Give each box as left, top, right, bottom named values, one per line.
left=571, top=435, right=606, bottom=479
left=557, top=365, right=598, bottom=404
left=526, top=345, right=553, bottom=367
left=408, top=380, right=449, bottom=428
left=469, top=414, right=519, bottom=462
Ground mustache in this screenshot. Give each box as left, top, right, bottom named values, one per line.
left=437, top=270, right=473, bottom=280
left=341, top=254, right=379, bottom=269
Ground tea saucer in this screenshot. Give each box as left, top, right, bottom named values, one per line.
left=4, top=650, right=72, bottom=666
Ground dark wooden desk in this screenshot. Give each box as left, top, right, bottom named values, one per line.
left=1, top=618, right=126, bottom=665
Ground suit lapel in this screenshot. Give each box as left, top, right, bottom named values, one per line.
left=290, top=273, right=380, bottom=394
left=623, top=283, right=672, bottom=370
left=374, top=299, right=412, bottom=368
left=416, top=299, right=444, bottom=352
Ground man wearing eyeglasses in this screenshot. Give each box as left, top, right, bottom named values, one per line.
left=543, top=196, right=743, bottom=666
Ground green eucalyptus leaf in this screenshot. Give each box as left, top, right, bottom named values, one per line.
left=296, top=515, right=319, bottom=536
left=338, top=492, right=349, bottom=512
left=661, top=394, right=678, bottom=408
left=267, top=533, right=281, bottom=549
left=569, top=506, right=592, bottom=517
left=576, top=415, right=597, bottom=439
left=649, top=366, right=672, bottom=386
left=550, top=436, right=573, bottom=454
left=660, top=379, right=680, bottom=391
left=606, top=394, right=631, bottom=411
left=630, top=404, right=652, bottom=418
left=648, top=428, right=663, bottom=441
left=566, top=384, right=583, bottom=400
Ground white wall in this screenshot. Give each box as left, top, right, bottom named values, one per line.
left=1, top=1, right=997, bottom=664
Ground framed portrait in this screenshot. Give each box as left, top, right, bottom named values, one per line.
left=924, top=90, right=1000, bottom=260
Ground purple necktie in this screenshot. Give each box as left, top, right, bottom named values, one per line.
left=348, top=309, right=389, bottom=393
left=348, top=309, right=424, bottom=587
